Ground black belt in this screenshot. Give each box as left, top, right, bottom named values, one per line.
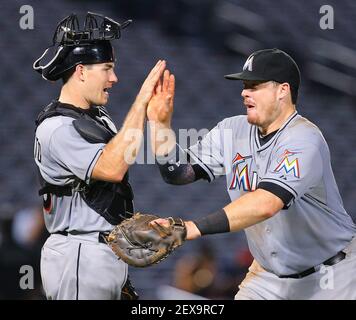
left=54, top=231, right=108, bottom=244
left=279, top=250, right=346, bottom=279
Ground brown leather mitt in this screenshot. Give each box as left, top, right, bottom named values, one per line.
left=106, top=212, right=187, bottom=267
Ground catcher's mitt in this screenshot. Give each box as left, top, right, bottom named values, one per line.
left=106, top=212, right=186, bottom=267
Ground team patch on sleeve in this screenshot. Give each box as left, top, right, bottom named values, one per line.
left=274, top=150, right=300, bottom=179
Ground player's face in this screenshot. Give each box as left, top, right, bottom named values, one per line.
left=241, top=80, right=282, bottom=133
left=83, top=62, right=118, bottom=106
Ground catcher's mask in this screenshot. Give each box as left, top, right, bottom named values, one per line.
left=33, top=12, right=132, bottom=81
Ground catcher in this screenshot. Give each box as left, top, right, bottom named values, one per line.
left=110, top=49, right=356, bottom=299
left=33, top=12, right=168, bottom=300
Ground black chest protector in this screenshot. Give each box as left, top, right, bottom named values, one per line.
left=35, top=101, right=134, bottom=225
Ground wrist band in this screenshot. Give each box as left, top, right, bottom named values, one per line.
left=193, top=208, right=230, bottom=236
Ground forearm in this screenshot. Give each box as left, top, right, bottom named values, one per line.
left=92, top=99, right=147, bottom=182
left=224, top=189, right=283, bottom=232
left=189, top=189, right=284, bottom=239
left=149, top=120, right=176, bottom=157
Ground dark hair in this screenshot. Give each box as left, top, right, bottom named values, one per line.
left=61, top=67, right=76, bottom=84
left=290, top=86, right=298, bottom=105
left=272, top=81, right=298, bottom=105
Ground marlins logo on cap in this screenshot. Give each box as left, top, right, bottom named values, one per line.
left=243, top=55, right=254, bottom=72
left=224, top=48, right=300, bottom=92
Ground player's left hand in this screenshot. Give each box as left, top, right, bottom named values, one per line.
left=147, top=69, right=175, bottom=126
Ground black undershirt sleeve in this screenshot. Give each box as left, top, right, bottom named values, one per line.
left=258, top=181, right=294, bottom=209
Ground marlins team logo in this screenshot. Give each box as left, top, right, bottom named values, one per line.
left=243, top=54, right=254, bottom=71
left=274, top=150, right=301, bottom=179
left=229, top=153, right=257, bottom=191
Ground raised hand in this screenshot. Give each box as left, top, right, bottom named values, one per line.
left=135, top=60, right=167, bottom=107
left=147, top=69, right=175, bottom=126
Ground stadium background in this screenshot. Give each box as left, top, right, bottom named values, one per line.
left=0, top=0, right=355, bottom=299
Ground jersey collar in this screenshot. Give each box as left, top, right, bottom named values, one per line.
left=253, top=111, right=298, bottom=151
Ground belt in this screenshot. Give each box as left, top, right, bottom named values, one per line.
left=54, top=230, right=108, bottom=244
left=279, top=250, right=346, bottom=279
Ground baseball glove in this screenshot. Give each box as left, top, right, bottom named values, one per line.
left=106, top=212, right=187, bottom=267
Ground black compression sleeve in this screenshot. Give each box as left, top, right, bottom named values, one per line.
left=156, top=144, right=209, bottom=184
left=192, top=163, right=210, bottom=181
left=193, top=209, right=230, bottom=236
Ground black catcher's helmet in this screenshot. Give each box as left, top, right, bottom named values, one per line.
left=33, top=12, right=131, bottom=81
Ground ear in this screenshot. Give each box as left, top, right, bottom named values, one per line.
left=74, top=64, right=86, bottom=82
left=278, top=83, right=290, bottom=101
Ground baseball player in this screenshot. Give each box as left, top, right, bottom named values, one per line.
left=33, top=12, right=167, bottom=300
left=147, top=48, right=356, bottom=299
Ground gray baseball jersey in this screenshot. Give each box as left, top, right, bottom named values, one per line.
left=188, top=111, right=356, bottom=276
left=34, top=107, right=116, bottom=234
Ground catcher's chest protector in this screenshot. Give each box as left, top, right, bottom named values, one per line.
left=36, top=101, right=134, bottom=225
